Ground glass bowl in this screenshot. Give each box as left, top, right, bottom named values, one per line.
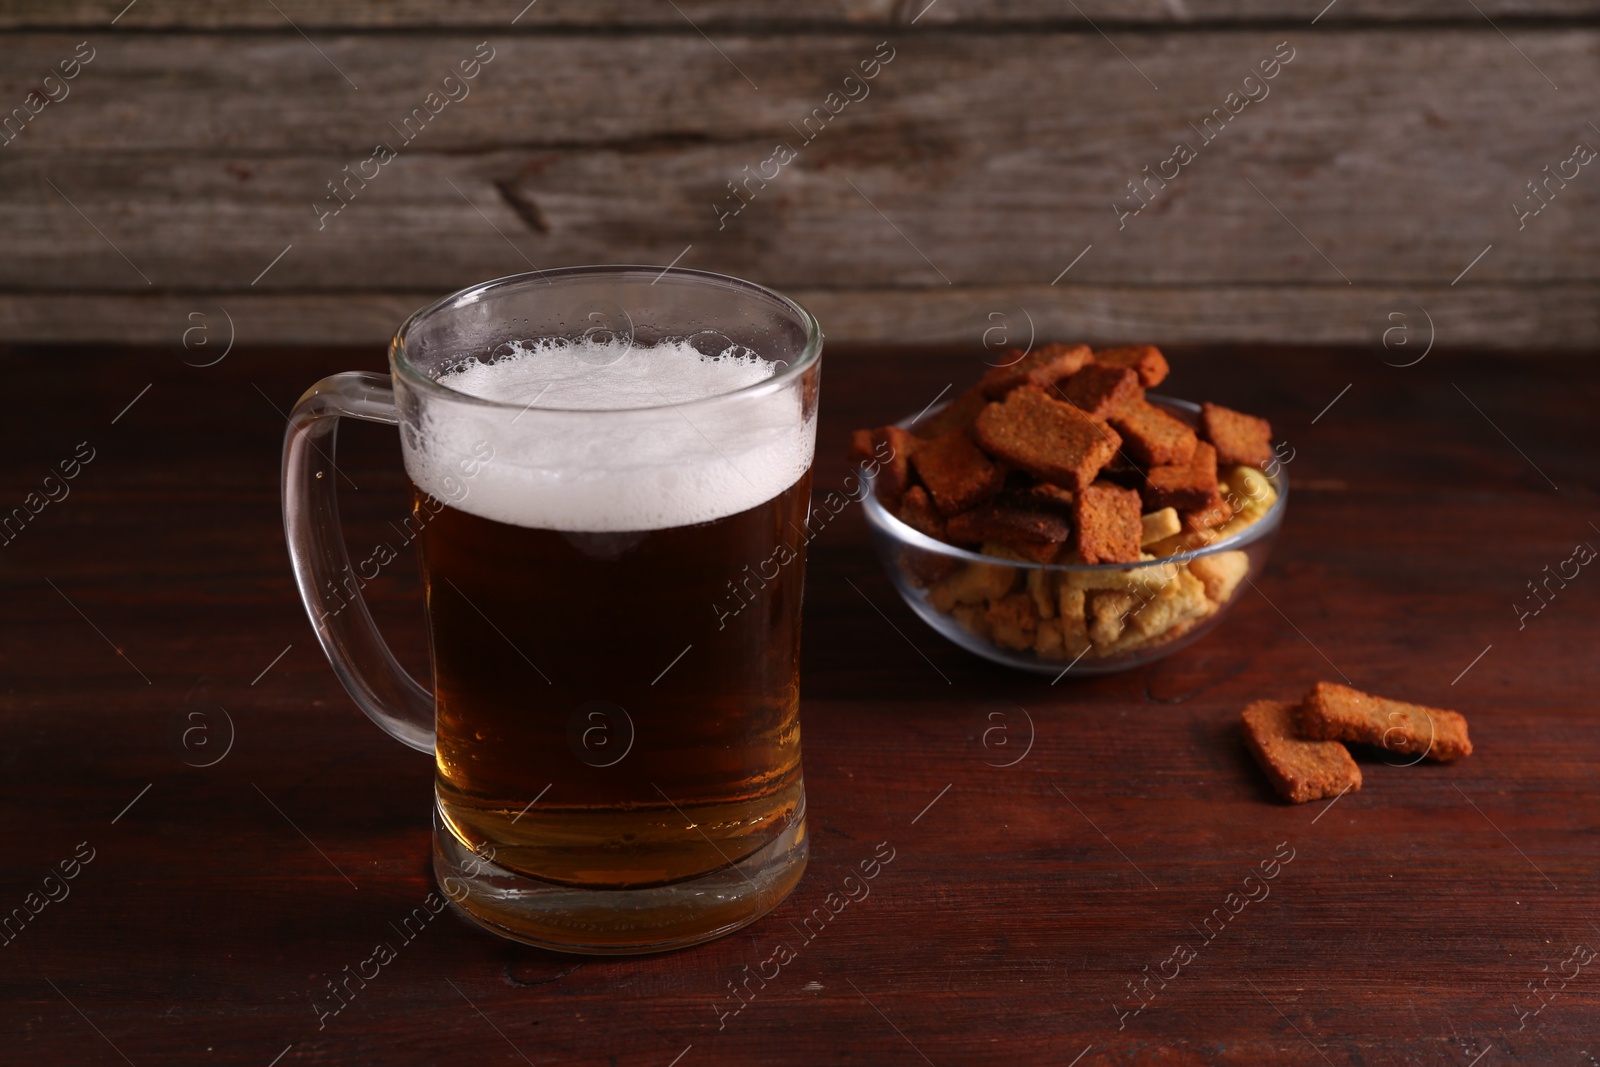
left=861, top=396, right=1287, bottom=676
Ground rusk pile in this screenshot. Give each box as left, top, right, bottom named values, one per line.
left=849, top=344, right=1279, bottom=662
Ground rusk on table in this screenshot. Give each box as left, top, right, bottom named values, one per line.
left=1242, top=699, right=1363, bottom=804
left=1298, top=681, right=1473, bottom=762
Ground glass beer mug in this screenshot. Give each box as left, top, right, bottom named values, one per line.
left=281, top=267, right=821, bottom=953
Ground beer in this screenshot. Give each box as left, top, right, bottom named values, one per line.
left=284, top=266, right=823, bottom=952
left=420, top=477, right=810, bottom=888
left=404, top=339, right=816, bottom=901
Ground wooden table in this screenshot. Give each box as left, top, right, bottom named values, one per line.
left=3, top=342, right=1595, bottom=1066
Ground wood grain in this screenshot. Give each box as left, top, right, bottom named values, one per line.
left=4, top=0, right=1598, bottom=28
left=2, top=283, right=1595, bottom=348
left=0, top=21, right=1594, bottom=345
left=0, top=31, right=1595, bottom=335
left=3, top=31, right=1592, bottom=159
left=1, top=342, right=1596, bottom=1065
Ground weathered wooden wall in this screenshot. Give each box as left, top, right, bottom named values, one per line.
left=0, top=1, right=1596, bottom=347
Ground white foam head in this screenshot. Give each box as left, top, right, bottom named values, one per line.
left=400, top=338, right=815, bottom=532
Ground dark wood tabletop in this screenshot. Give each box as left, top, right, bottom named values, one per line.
left=3, top=341, right=1597, bottom=1066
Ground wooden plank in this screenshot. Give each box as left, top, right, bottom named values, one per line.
left=3, top=0, right=1597, bottom=29
left=2, top=284, right=1594, bottom=347
left=2, top=30, right=1594, bottom=155
left=1, top=30, right=1593, bottom=343
left=0, top=32, right=1595, bottom=292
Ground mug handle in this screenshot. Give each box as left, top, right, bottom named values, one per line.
left=281, top=371, right=434, bottom=753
